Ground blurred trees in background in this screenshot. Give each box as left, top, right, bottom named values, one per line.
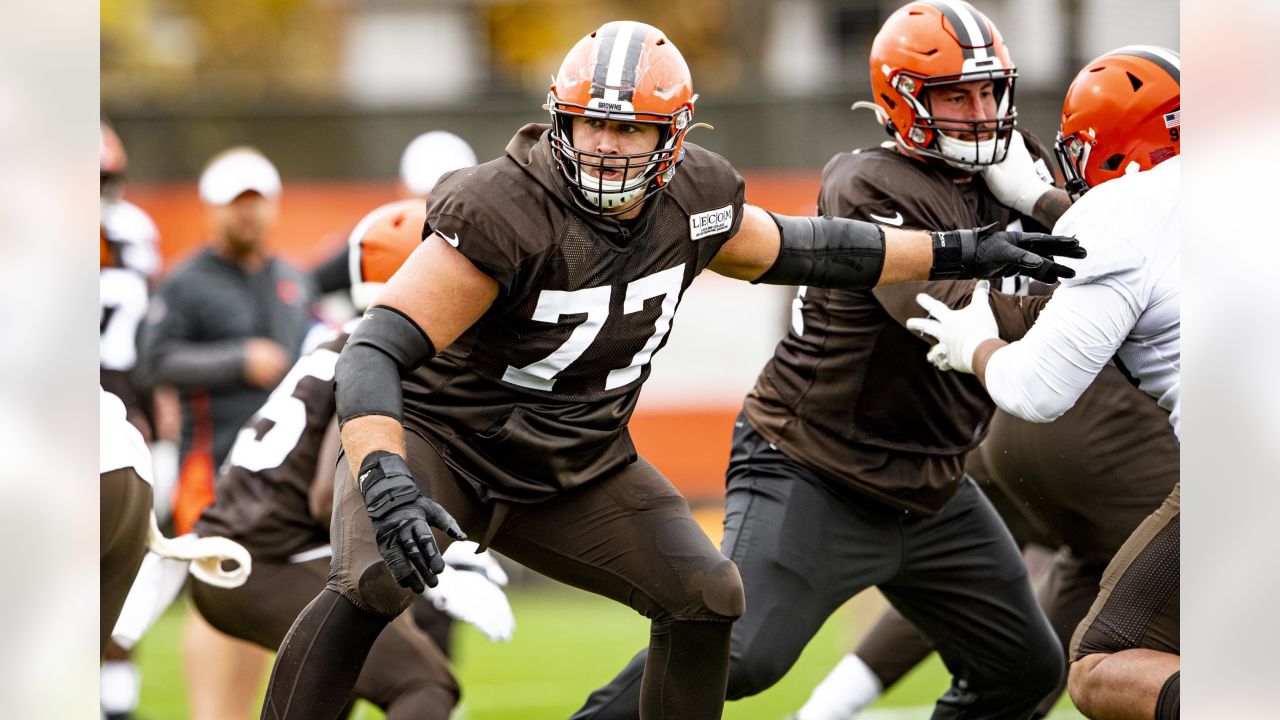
left=101, top=0, right=1176, bottom=178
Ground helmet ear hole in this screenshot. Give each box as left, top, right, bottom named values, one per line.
left=1099, top=153, right=1126, bottom=171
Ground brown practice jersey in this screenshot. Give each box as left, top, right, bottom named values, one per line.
left=973, top=361, right=1179, bottom=564
left=744, top=132, right=1057, bottom=515
left=402, top=124, right=745, bottom=503
left=195, top=329, right=348, bottom=561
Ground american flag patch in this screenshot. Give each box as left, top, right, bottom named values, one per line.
left=1163, top=109, right=1181, bottom=128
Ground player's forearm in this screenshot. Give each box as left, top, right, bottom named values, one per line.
left=877, top=228, right=934, bottom=285
left=339, top=415, right=405, bottom=478
left=1031, top=188, right=1073, bottom=229
left=148, top=340, right=247, bottom=388
left=978, top=288, right=1129, bottom=422
left=972, top=337, right=1008, bottom=387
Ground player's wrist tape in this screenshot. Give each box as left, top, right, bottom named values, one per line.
left=336, top=306, right=436, bottom=426
left=754, top=212, right=885, bottom=290
left=357, top=451, right=427, bottom=518
left=928, top=228, right=974, bottom=279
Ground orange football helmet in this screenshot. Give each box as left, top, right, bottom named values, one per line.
left=348, top=199, right=423, bottom=311
left=547, top=21, right=696, bottom=216
left=865, top=0, right=1017, bottom=169
left=1055, top=46, right=1180, bottom=195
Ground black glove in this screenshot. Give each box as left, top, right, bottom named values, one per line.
left=929, top=224, right=1086, bottom=283
left=358, top=451, right=466, bottom=593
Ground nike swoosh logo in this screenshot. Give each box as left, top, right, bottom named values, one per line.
left=439, top=231, right=461, bottom=248
left=868, top=210, right=904, bottom=226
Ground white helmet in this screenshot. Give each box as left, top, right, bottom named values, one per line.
left=399, top=131, right=477, bottom=197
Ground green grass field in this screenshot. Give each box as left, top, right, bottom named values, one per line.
left=133, top=582, right=1083, bottom=719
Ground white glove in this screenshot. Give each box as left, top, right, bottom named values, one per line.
left=424, top=565, right=515, bottom=642
left=981, top=131, right=1055, bottom=216
left=442, top=540, right=509, bottom=586
left=905, top=280, right=999, bottom=374
left=145, top=512, right=252, bottom=588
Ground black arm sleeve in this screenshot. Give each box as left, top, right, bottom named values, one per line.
left=752, top=212, right=886, bottom=290
left=334, top=306, right=436, bottom=426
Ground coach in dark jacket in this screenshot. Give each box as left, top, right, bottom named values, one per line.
left=141, top=146, right=312, bottom=535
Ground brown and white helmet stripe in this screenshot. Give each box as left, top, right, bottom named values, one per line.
left=1106, top=45, right=1181, bottom=83
left=923, top=0, right=1004, bottom=73
left=589, top=21, right=649, bottom=111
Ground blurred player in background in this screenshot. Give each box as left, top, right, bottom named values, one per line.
left=187, top=199, right=511, bottom=719
left=260, top=18, right=1082, bottom=720
left=576, top=4, right=1079, bottom=718
left=101, top=387, right=155, bottom=659
left=138, top=146, right=314, bottom=720
left=102, top=385, right=253, bottom=719
left=99, top=120, right=162, bottom=720
left=908, top=46, right=1181, bottom=720
left=100, top=120, right=160, bottom=436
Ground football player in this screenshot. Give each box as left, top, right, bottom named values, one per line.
left=100, top=120, right=161, bottom=436
left=103, top=387, right=249, bottom=657
left=186, top=202, right=511, bottom=720
left=135, top=146, right=313, bottom=720
left=577, top=4, right=1084, bottom=718
left=99, top=119, right=162, bottom=720
left=909, top=46, right=1182, bottom=720
left=260, top=19, right=1083, bottom=720
left=101, top=387, right=156, bottom=659
left=793, top=362, right=1178, bottom=718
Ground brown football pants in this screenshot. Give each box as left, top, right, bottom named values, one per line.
left=101, top=467, right=152, bottom=658
left=328, top=429, right=743, bottom=624
left=273, top=428, right=742, bottom=720
left=1071, top=483, right=1180, bottom=659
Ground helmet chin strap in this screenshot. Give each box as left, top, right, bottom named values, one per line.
left=579, top=171, right=648, bottom=210
left=935, top=131, right=1002, bottom=169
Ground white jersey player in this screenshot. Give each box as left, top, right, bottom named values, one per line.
left=908, top=46, right=1182, bottom=720
left=979, top=155, right=1180, bottom=435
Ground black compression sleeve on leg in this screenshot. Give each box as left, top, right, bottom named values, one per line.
left=335, top=306, right=436, bottom=426
left=753, top=212, right=885, bottom=289
left=261, top=588, right=391, bottom=720
left=1155, top=671, right=1179, bottom=720
left=642, top=619, right=734, bottom=720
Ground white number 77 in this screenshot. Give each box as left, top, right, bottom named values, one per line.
left=501, top=264, right=686, bottom=392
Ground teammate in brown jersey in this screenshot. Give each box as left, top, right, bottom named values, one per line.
left=260, top=19, right=1084, bottom=720
left=577, top=4, right=1090, bottom=719
left=791, top=358, right=1179, bottom=719
left=190, top=201, right=515, bottom=720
